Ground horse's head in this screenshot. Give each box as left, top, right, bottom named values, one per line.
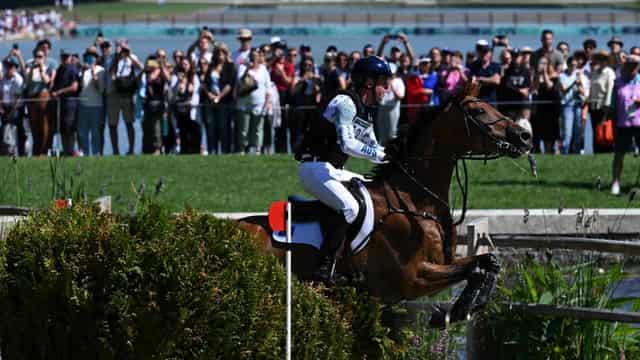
left=429, top=82, right=532, bottom=158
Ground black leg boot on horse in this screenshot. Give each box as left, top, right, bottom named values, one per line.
left=313, top=211, right=349, bottom=284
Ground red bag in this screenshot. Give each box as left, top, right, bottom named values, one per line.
left=595, top=118, right=614, bottom=148
left=405, top=74, right=428, bottom=125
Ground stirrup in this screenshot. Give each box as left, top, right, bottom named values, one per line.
left=313, top=257, right=337, bottom=283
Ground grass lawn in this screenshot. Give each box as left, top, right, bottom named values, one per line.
left=1, top=154, right=639, bottom=213
left=25, top=2, right=217, bottom=22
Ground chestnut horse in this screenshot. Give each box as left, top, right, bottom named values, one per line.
left=239, top=84, right=532, bottom=327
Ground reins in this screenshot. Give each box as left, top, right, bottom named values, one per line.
left=382, top=97, right=516, bottom=228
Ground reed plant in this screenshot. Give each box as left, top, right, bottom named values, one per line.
left=48, top=155, right=87, bottom=203
left=488, top=254, right=640, bottom=359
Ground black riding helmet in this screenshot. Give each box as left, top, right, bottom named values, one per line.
left=350, top=56, right=392, bottom=89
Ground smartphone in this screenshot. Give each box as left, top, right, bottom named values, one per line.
left=12, top=43, right=19, bottom=50
left=495, top=34, right=506, bottom=41
left=388, top=34, right=398, bottom=40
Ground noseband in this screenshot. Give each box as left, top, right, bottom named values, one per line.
left=457, top=97, right=521, bottom=160
left=386, top=97, right=518, bottom=228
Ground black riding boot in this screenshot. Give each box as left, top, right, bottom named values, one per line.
left=313, top=214, right=349, bottom=283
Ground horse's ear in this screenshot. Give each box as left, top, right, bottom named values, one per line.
left=462, top=80, right=481, bottom=98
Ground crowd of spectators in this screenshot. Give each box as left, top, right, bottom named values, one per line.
left=0, top=9, right=64, bottom=40
left=0, top=28, right=639, bottom=192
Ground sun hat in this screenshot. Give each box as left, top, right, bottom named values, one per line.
left=237, top=28, right=252, bottom=40
left=520, top=46, right=534, bottom=54
left=593, top=49, right=610, bottom=59
left=607, top=36, right=624, bottom=48
left=146, top=59, right=160, bottom=69
left=476, top=39, right=490, bottom=52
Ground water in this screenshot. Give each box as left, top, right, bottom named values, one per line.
left=4, top=31, right=640, bottom=62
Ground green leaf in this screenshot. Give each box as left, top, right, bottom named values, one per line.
left=539, top=291, right=554, bottom=305
left=523, top=271, right=539, bottom=302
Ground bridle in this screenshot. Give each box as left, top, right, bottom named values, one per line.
left=457, top=97, right=523, bottom=161
left=380, top=97, right=518, bottom=231
left=373, top=97, right=521, bottom=261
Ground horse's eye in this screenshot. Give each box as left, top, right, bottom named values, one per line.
left=473, top=107, right=485, bottom=115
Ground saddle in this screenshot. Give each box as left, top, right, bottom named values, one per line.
left=270, top=178, right=374, bottom=256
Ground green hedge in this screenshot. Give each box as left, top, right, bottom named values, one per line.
left=0, top=201, right=412, bottom=359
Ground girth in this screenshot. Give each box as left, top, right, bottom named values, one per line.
left=376, top=182, right=454, bottom=263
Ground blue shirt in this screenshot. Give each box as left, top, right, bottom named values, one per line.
left=421, top=71, right=440, bottom=106
left=468, top=60, right=501, bottom=102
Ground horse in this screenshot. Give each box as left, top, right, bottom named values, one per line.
left=238, top=83, right=532, bottom=328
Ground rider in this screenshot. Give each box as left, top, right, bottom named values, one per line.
left=295, top=56, right=392, bottom=282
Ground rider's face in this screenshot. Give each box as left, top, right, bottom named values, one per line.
left=374, top=76, right=390, bottom=103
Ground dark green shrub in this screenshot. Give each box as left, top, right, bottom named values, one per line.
left=0, top=201, right=414, bottom=359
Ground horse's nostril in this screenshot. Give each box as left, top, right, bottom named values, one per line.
left=520, top=131, right=532, bottom=142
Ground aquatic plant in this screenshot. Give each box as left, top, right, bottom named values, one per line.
left=487, top=254, right=640, bottom=359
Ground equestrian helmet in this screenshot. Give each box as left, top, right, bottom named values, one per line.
left=351, top=56, right=392, bottom=88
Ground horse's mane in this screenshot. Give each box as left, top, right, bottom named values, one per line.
left=367, top=78, right=480, bottom=183
left=368, top=102, right=447, bottom=182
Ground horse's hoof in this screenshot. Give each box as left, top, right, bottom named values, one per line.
left=468, top=268, right=485, bottom=288
left=333, top=274, right=350, bottom=286
left=473, top=272, right=498, bottom=311
left=480, top=253, right=501, bottom=274
left=428, top=306, right=448, bottom=329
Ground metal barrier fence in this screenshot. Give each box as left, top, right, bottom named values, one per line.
left=0, top=96, right=571, bottom=111
left=0, top=95, right=596, bottom=156
left=76, top=9, right=640, bottom=28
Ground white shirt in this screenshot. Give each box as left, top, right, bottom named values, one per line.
left=380, top=77, right=405, bottom=108
left=232, top=49, right=251, bottom=67
left=79, top=66, right=105, bottom=106
left=323, top=94, right=385, bottom=162
left=0, top=73, right=23, bottom=105
left=115, top=55, right=138, bottom=78
left=589, top=66, right=616, bottom=109
left=236, top=64, right=271, bottom=113
left=190, top=48, right=212, bottom=64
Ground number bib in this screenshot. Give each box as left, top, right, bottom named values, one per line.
left=353, top=116, right=375, bottom=146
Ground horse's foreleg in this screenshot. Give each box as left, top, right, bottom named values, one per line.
left=423, top=254, right=501, bottom=329
left=472, top=253, right=501, bottom=312
left=415, top=257, right=483, bottom=328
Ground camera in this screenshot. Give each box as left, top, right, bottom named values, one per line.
left=388, top=34, right=398, bottom=40
left=12, top=43, right=18, bottom=50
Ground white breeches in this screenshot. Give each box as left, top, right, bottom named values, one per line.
left=298, top=161, right=364, bottom=224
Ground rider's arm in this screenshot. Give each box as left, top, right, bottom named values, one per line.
left=324, top=95, right=386, bottom=163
